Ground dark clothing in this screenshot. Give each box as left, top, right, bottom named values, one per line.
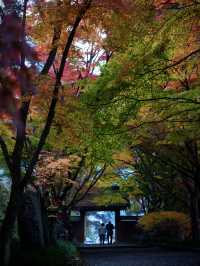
left=106, top=223, right=114, bottom=244
left=99, top=234, right=105, bottom=244
left=106, top=223, right=114, bottom=235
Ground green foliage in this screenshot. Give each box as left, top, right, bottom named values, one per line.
left=138, top=211, right=191, bottom=242
left=81, top=3, right=200, bottom=223
left=56, top=240, right=79, bottom=258
left=132, top=147, right=189, bottom=212
left=83, top=2, right=200, bottom=151
left=9, top=241, right=80, bottom=266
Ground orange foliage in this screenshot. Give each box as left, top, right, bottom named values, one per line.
left=139, top=211, right=191, bottom=240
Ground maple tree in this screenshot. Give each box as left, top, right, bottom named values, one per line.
left=0, top=0, right=136, bottom=264
left=94, top=146, right=188, bottom=217
left=15, top=151, right=106, bottom=245
left=133, top=139, right=200, bottom=240
left=34, top=151, right=106, bottom=211
left=83, top=0, right=200, bottom=240
left=1, top=0, right=200, bottom=263
left=0, top=0, right=93, bottom=264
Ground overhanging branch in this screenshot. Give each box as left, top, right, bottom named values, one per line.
left=22, top=0, right=93, bottom=187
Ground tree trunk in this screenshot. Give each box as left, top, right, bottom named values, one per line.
left=0, top=184, right=21, bottom=266
left=41, top=207, right=50, bottom=246
left=18, top=186, right=45, bottom=249
left=190, top=190, right=200, bottom=241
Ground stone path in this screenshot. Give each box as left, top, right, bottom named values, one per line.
left=81, top=248, right=200, bottom=266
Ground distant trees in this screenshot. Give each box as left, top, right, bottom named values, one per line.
left=134, top=141, right=200, bottom=240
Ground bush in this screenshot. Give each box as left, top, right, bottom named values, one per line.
left=138, top=211, right=191, bottom=242
left=57, top=240, right=79, bottom=258
left=9, top=241, right=81, bottom=266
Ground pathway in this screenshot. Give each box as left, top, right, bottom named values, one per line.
left=81, top=247, right=200, bottom=266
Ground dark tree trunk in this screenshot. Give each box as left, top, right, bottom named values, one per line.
left=190, top=190, right=200, bottom=241
left=41, top=206, right=50, bottom=246
left=18, top=186, right=45, bottom=249
left=0, top=184, right=21, bottom=266
left=0, top=2, right=92, bottom=265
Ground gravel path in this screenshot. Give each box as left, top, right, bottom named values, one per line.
left=81, top=248, right=200, bottom=266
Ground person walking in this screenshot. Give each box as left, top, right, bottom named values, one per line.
left=106, top=221, right=114, bottom=244
left=98, top=223, right=106, bottom=245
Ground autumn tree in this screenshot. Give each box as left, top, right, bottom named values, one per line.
left=131, top=146, right=189, bottom=213
left=83, top=0, right=200, bottom=239
left=0, top=0, right=137, bottom=264
left=134, top=140, right=200, bottom=240
left=16, top=151, right=106, bottom=245
left=0, top=0, right=93, bottom=264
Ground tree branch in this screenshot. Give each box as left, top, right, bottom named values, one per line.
left=66, top=164, right=95, bottom=208
left=40, top=22, right=62, bottom=75
left=144, top=48, right=200, bottom=76
left=22, top=0, right=92, bottom=187
left=73, top=164, right=107, bottom=205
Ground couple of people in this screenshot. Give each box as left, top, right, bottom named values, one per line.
left=98, top=221, right=114, bottom=245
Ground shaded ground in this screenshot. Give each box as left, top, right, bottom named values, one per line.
left=81, top=247, right=200, bottom=266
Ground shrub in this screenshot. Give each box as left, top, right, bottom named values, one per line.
left=138, top=211, right=191, bottom=242
left=9, top=241, right=80, bottom=266
left=57, top=240, right=79, bottom=258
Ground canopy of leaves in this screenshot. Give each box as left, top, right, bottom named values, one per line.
left=80, top=1, right=200, bottom=173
